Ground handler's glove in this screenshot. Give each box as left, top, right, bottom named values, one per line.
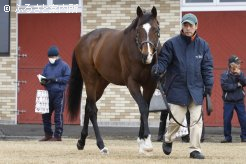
left=40, top=78, right=49, bottom=85
left=46, top=77, right=58, bottom=83
left=151, top=64, right=161, bottom=80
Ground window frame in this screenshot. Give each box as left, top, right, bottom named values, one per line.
left=182, top=0, right=216, bottom=6
left=182, top=0, right=246, bottom=11
left=20, top=0, right=48, bottom=6
left=0, top=0, right=10, bottom=57
left=18, top=0, right=81, bottom=6
left=220, top=0, right=246, bottom=2
left=52, top=0, right=80, bottom=5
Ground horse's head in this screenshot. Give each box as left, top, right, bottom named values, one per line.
left=135, top=6, right=160, bottom=64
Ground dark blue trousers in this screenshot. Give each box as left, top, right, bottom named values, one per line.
left=223, top=102, right=246, bottom=141
left=42, top=91, right=65, bottom=138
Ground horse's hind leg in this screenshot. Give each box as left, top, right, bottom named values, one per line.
left=86, top=79, right=109, bottom=153
left=77, top=104, right=90, bottom=150
left=87, top=100, right=105, bottom=150
left=77, top=78, right=108, bottom=152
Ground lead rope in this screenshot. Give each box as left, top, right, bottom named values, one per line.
left=158, top=80, right=203, bottom=128
left=155, top=48, right=203, bottom=128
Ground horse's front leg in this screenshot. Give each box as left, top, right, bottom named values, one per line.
left=127, top=80, right=153, bottom=153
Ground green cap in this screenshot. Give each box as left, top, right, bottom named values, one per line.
left=181, top=13, right=198, bottom=25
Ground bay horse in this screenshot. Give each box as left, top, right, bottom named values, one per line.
left=67, top=6, right=161, bottom=154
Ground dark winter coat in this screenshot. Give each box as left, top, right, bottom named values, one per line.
left=42, top=58, right=71, bottom=92
left=221, top=70, right=246, bottom=103
left=158, top=33, right=214, bottom=106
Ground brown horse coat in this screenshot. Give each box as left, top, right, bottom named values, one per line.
left=68, top=6, right=161, bottom=152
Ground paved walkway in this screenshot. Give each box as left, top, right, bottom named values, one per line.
left=0, top=124, right=242, bottom=142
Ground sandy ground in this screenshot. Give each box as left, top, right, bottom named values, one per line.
left=0, top=138, right=246, bottom=164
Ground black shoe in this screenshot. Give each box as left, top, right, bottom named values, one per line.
left=190, top=151, right=205, bottom=159
left=221, top=139, right=232, bottom=143
left=241, top=138, right=246, bottom=142
left=181, top=135, right=190, bottom=143
left=162, top=142, right=172, bottom=155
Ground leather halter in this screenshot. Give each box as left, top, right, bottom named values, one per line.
left=135, top=27, right=160, bottom=58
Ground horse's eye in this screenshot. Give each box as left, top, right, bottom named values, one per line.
left=156, top=31, right=160, bottom=37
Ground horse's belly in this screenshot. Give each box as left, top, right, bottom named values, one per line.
left=100, top=72, right=125, bottom=86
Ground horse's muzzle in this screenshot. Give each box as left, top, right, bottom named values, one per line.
left=141, top=53, right=154, bottom=64
left=142, top=55, right=147, bottom=64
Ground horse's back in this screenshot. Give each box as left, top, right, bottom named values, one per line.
left=75, top=28, right=127, bottom=85
left=82, top=28, right=119, bottom=42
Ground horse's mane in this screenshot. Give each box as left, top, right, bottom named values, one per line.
left=124, top=18, right=139, bottom=34
left=124, top=10, right=154, bottom=34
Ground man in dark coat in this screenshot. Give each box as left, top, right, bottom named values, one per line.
left=151, top=13, right=214, bottom=159
left=220, top=55, right=246, bottom=143
left=39, top=45, right=71, bottom=141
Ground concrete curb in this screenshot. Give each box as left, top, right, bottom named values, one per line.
left=0, top=124, right=242, bottom=142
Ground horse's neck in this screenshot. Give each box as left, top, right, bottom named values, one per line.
left=123, top=31, right=139, bottom=55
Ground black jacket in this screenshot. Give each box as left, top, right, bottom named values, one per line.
left=221, top=70, right=246, bottom=103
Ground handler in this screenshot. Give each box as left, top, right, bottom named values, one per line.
left=151, top=13, right=214, bottom=159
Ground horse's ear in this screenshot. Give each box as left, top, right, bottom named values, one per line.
left=137, top=6, right=143, bottom=17
left=151, top=6, right=157, bottom=18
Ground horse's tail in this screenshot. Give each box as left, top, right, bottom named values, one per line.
left=67, top=51, right=83, bottom=121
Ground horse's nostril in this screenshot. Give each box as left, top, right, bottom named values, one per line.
left=141, top=55, right=148, bottom=63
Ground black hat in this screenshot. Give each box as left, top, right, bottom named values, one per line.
left=228, top=55, right=241, bottom=65
left=48, top=46, right=59, bottom=57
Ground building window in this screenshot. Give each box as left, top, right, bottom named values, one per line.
left=220, top=0, right=246, bottom=2
left=21, top=0, right=47, bottom=5
left=0, top=0, right=10, bottom=56
left=20, top=0, right=79, bottom=6
left=53, top=0, right=79, bottom=5
left=182, top=0, right=246, bottom=11
left=186, top=0, right=213, bottom=2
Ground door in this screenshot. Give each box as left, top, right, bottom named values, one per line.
left=18, top=13, right=81, bottom=124
left=183, top=11, right=246, bottom=127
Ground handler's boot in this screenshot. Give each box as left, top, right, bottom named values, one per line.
left=162, top=141, right=172, bottom=155
left=49, top=137, right=62, bottom=141
left=190, top=151, right=205, bottom=159
left=39, top=134, right=52, bottom=141
left=156, top=121, right=165, bottom=142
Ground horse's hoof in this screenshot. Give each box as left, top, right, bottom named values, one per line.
left=77, top=140, right=84, bottom=150
left=137, top=138, right=152, bottom=156
left=143, top=135, right=153, bottom=152
left=137, top=135, right=153, bottom=153
left=100, top=147, right=109, bottom=154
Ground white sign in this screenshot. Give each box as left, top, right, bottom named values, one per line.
left=35, top=90, right=49, bottom=114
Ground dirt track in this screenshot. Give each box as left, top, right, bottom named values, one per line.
left=0, top=138, right=246, bottom=164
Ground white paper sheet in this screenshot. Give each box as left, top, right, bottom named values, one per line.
left=37, top=74, right=46, bottom=82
